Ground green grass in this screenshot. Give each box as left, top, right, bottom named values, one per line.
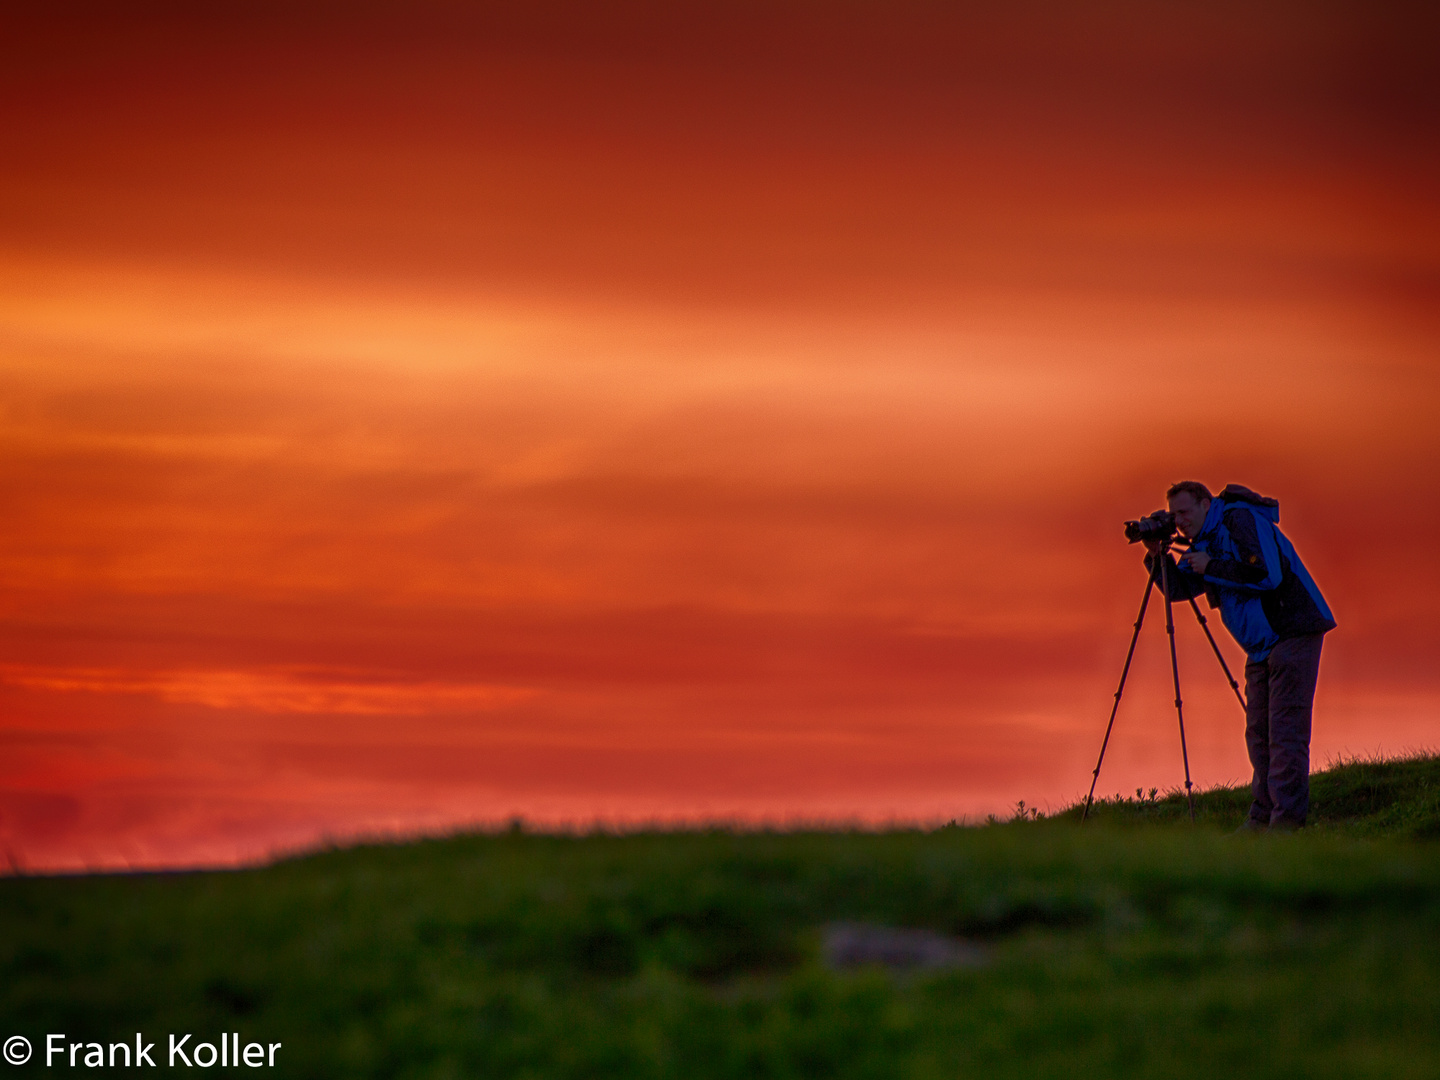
left=5, top=754, right=1440, bottom=1078
left=1062, top=750, right=1440, bottom=836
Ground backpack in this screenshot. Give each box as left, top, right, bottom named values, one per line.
left=1217, top=484, right=1279, bottom=521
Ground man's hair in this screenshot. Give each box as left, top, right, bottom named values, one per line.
left=1166, top=480, right=1213, bottom=504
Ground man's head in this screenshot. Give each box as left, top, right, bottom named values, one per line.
left=1166, top=480, right=1213, bottom=538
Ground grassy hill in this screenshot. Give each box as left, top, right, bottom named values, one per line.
left=1059, top=751, right=1440, bottom=836
left=4, top=754, right=1440, bottom=1078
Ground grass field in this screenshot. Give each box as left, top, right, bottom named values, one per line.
left=5, top=754, right=1440, bottom=1078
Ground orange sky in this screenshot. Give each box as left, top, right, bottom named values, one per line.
left=2, top=1, right=1438, bottom=869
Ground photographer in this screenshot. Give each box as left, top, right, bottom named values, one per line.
left=1144, top=481, right=1336, bottom=830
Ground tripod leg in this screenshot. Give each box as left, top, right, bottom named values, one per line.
left=1081, top=563, right=1158, bottom=823
left=1186, top=597, right=1247, bottom=712
left=1159, top=556, right=1196, bottom=822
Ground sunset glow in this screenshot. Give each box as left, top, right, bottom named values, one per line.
left=2, top=2, right=1437, bottom=869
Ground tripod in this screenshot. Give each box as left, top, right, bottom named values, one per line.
left=1081, top=539, right=1248, bottom=823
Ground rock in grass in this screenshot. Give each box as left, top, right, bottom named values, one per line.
left=822, top=922, right=987, bottom=972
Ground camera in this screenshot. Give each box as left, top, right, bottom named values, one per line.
left=1123, top=509, right=1177, bottom=544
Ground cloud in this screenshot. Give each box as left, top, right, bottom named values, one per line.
left=0, top=665, right=536, bottom=716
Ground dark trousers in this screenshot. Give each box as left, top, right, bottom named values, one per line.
left=1244, top=633, right=1325, bottom=827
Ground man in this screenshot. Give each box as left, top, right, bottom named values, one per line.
left=1146, top=481, right=1336, bottom=830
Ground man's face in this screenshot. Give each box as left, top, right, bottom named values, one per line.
left=1168, top=491, right=1210, bottom=539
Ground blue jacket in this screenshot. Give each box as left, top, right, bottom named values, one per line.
left=1149, top=486, right=1336, bottom=662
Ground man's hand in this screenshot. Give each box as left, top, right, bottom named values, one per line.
left=1179, top=551, right=1210, bottom=574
